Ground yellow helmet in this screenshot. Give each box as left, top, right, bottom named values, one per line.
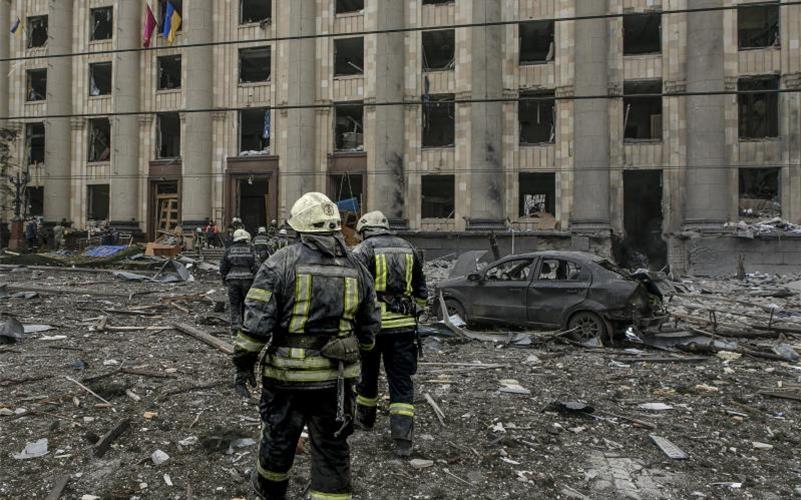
left=233, top=229, right=251, bottom=242
left=357, top=210, right=390, bottom=233
left=288, top=192, right=341, bottom=233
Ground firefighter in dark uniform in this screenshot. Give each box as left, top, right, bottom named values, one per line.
left=253, top=226, right=271, bottom=264
left=232, top=192, right=380, bottom=500
left=352, top=211, right=428, bottom=457
left=220, top=229, right=259, bottom=333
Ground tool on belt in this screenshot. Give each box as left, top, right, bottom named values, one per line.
left=320, top=335, right=360, bottom=437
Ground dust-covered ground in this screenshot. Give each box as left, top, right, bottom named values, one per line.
left=1, top=266, right=801, bottom=499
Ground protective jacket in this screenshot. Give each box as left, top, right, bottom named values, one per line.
left=234, top=234, right=380, bottom=390
left=352, top=229, right=428, bottom=332
left=220, top=241, right=259, bottom=282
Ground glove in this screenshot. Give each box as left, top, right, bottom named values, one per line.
left=234, top=368, right=256, bottom=399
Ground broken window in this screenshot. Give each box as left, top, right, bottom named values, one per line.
left=89, top=62, right=112, bottom=96
left=336, top=0, right=363, bottom=14
left=240, top=0, right=271, bottom=24
left=159, top=0, right=183, bottom=31
left=623, top=13, right=661, bottom=55
left=239, top=108, right=271, bottom=154
left=239, top=47, right=271, bottom=83
left=422, top=95, right=455, bottom=148
left=624, top=80, right=662, bottom=141
left=334, top=37, right=364, bottom=76
left=335, top=103, right=364, bottom=151
left=88, top=118, right=111, bottom=162
left=87, top=184, right=110, bottom=221
left=537, top=259, right=583, bottom=281
left=519, top=21, right=555, bottom=65
left=25, top=123, right=45, bottom=165
left=518, top=172, right=556, bottom=218
left=422, top=30, right=455, bottom=71
left=519, top=91, right=555, bottom=145
left=421, top=175, right=455, bottom=219
left=26, top=69, right=47, bottom=102
left=423, top=0, right=454, bottom=5
left=738, top=4, right=780, bottom=49
left=485, top=259, right=534, bottom=281
left=156, top=112, right=181, bottom=159
left=738, top=75, right=779, bottom=139
left=739, top=167, right=780, bottom=219
left=329, top=174, right=363, bottom=207
left=27, top=16, right=48, bottom=49
left=157, top=55, right=182, bottom=90
left=26, top=187, right=44, bottom=217
left=90, top=7, right=113, bottom=41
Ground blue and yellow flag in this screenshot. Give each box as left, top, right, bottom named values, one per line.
left=10, top=16, right=20, bottom=35
left=162, top=1, right=182, bottom=44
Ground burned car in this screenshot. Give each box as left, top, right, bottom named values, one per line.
left=437, top=251, right=665, bottom=341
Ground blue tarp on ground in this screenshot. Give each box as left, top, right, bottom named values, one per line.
left=84, top=245, right=128, bottom=258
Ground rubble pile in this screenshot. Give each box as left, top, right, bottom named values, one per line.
left=1, top=260, right=800, bottom=499
left=726, top=217, right=801, bottom=238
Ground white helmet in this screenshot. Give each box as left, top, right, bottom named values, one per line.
left=288, top=192, right=341, bottom=233
left=357, top=210, right=390, bottom=233
left=258, top=226, right=267, bottom=235
left=278, top=228, right=288, bottom=236
left=233, top=229, right=251, bottom=242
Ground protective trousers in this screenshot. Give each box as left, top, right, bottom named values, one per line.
left=226, top=278, right=253, bottom=332
left=355, top=331, right=417, bottom=442
left=254, top=385, right=354, bottom=500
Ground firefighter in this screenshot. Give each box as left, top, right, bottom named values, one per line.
left=352, top=210, right=428, bottom=457
left=232, top=192, right=380, bottom=500
left=253, top=226, right=271, bottom=264
left=269, top=228, right=290, bottom=254
left=220, top=229, right=259, bottom=333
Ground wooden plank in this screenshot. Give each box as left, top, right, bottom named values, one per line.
left=173, top=323, right=234, bottom=355
left=44, top=475, right=70, bottom=500
left=94, top=418, right=131, bottom=458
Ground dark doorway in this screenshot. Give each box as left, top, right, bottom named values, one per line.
left=623, top=170, right=666, bottom=270
left=236, top=177, right=269, bottom=233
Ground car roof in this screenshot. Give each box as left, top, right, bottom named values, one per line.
left=500, top=251, right=605, bottom=264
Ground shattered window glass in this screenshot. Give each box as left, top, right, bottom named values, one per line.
left=485, top=260, right=534, bottom=281
left=538, top=259, right=582, bottom=281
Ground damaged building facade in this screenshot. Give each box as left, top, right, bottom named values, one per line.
left=1, top=0, right=801, bottom=274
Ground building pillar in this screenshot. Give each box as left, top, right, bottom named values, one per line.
left=684, top=0, right=728, bottom=228
left=465, top=0, right=504, bottom=229
left=275, top=0, right=317, bottom=218
left=110, top=0, right=141, bottom=231
left=181, top=0, right=214, bottom=228
left=571, top=0, right=611, bottom=238
left=43, top=0, right=73, bottom=225
left=365, top=0, right=406, bottom=225
left=0, top=0, right=9, bottom=244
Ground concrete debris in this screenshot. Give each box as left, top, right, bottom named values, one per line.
left=716, top=351, right=742, bottom=362
left=637, top=403, right=674, bottom=411
left=752, top=442, right=774, bottom=451
left=12, top=438, right=48, bottom=460
left=151, top=449, right=170, bottom=465
left=0, top=408, right=14, bottom=417
left=649, top=435, right=688, bottom=460
left=410, top=459, right=434, bottom=469
left=0, top=316, right=24, bottom=344
left=499, top=379, right=531, bottom=395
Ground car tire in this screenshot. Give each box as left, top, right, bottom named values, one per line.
left=567, top=311, right=607, bottom=343
left=443, top=299, right=469, bottom=325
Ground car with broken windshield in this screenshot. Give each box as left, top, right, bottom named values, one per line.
left=437, top=251, right=665, bottom=342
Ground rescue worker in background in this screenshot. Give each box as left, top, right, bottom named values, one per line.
left=232, top=192, right=380, bottom=500
left=269, top=228, right=290, bottom=254
left=220, top=229, right=259, bottom=333
left=352, top=211, right=428, bottom=457
left=253, top=227, right=271, bottom=264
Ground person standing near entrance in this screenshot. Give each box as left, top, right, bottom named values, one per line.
left=352, top=211, right=428, bottom=457
left=253, top=227, right=271, bottom=264
left=220, top=229, right=259, bottom=333
left=232, top=192, right=380, bottom=500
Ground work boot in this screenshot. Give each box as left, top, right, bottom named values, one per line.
left=354, top=404, right=376, bottom=431
left=394, top=439, right=412, bottom=457
left=251, top=469, right=288, bottom=500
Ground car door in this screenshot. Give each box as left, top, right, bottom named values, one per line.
left=526, top=257, right=591, bottom=327
left=470, top=258, right=535, bottom=326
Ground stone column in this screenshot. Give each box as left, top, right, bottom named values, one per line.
left=43, top=0, right=73, bottom=224
left=181, top=0, right=214, bottom=228
left=684, top=0, right=728, bottom=227
left=0, top=0, right=9, bottom=243
left=110, top=0, right=141, bottom=232
left=365, top=0, right=406, bottom=225
left=571, top=0, right=611, bottom=233
left=275, top=0, right=316, bottom=217
left=465, top=0, right=504, bottom=229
